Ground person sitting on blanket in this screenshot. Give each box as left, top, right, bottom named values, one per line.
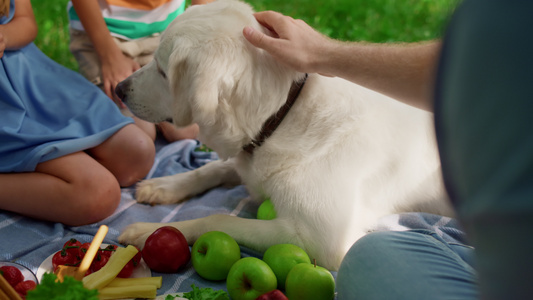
left=243, top=0, right=533, bottom=299
left=0, top=0, right=155, bottom=226
left=68, top=0, right=213, bottom=142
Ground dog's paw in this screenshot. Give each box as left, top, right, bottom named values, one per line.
left=135, top=177, right=187, bottom=205
left=118, top=222, right=163, bottom=247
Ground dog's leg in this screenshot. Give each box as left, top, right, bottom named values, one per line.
left=119, top=214, right=345, bottom=270
left=135, top=159, right=241, bottom=205
left=119, top=215, right=296, bottom=254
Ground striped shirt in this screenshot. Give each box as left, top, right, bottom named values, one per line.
left=67, top=0, right=186, bottom=40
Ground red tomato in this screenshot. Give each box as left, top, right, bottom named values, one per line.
left=14, top=280, right=36, bottom=296
left=117, top=260, right=134, bottom=278
left=0, top=266, right=24, bottom=287
left=63, top=238, right=82, bottom=260
left=132, top=245, right=142, bottom=267
left=99, top=244, right=118, bottom=258
left=141, top=226, right=191, bottom=273
left=90, top=253, right=109, bottom=273
left=51, top=249, right=78, bottom=271
left=79, top=242, right=91, bottom=260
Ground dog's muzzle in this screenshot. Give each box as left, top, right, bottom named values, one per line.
left=115, top=80, right=129, bottom=103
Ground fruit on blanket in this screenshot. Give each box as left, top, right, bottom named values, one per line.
left=255, top=289, right=288, bottom=300
left=284, top=261, right=335, bottom=300
left=79, top=242, right=91, bottom=260
left=117, top=246, right=141, bottom=278
left=92, top=251, right=111, bottom=273
left=262, top=244, right=311, bottom=289
left=0, top=264, right=37, bottom=298
left=142, top=226, right=191, bottom=273
left=132, top=246, right=142, bottom=266
left=191, top=231, right=241, bottom=280
left=100, top=244, right=119, bottom=258
left=257, top=198, right=277, bottom=220
left=14, top=280, right=37, bottom=296
left=63, top=238, right=82, bottom=258
left=0, top=265, right=24, bottom=287
left=51, top=249, right=78, bottom=272
left=226, top=257, right=277, bottom=300
left=117, top=260, right=135, bottom=278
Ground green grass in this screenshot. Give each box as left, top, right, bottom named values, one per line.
left=31, top=0, right=458, bottom=70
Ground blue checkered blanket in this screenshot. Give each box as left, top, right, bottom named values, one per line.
left=0, top=139, right=466, bottom=296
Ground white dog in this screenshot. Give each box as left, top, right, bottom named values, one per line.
left=116, top=0, right=453, bottom=270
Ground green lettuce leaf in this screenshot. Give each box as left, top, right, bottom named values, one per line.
left=26, top=273, right=99, bottom=300
left=180, top=284, right=229, bottom=300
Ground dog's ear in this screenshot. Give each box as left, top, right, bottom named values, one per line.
left=171, top=36, right=242, bottom=126
left=166, top=39, right=221, bottom=126
left=190, top=59, right=225, bottom=126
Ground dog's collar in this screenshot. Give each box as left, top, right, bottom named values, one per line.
left=242, top=73, right=308, bottom=155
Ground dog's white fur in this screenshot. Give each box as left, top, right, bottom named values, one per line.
left=117, top=0, right=453, bottom=270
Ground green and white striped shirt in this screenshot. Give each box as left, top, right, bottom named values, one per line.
left=67, top=0, right=186, bottom=40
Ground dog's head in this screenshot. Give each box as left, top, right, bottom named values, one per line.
left=116, top=0, right=299, bottom=158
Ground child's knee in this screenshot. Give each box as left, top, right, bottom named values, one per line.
left=65, top=172, right=121, bottom=226
left=95, top=124, right=156, bottom=187
left=116, top=131, right=155, bottom=187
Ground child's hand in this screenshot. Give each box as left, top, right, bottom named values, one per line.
left=101, top=53, right=141, bottom=108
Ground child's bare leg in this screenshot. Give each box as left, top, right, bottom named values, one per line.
left=120, top=107, right=157, bottom=141
left=158, top=122, right=199, bottom=142
left=0, top=152, right=121, bottom=226
left=88, top=124, right=155, bottom=187
left=133, top=116, right=157, bottom=141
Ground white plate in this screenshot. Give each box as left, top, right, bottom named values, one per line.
left=36, top=243, right=151, bottom=282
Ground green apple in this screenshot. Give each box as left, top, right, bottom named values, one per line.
left=262, top=244, right=311, bottom=289
left=285, top=262, right=335, bottom=300
left=226, top=257, right=277, bottom=300
left=257, top=198, right=277, bottom=220
left=191, top=231, right=241, bottom=281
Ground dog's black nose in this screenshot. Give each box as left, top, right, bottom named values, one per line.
left=115, top=81, right=128, bottom=103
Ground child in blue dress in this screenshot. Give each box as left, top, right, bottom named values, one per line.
left=0, top=0, right=155, bottom=226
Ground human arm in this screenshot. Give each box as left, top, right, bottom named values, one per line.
left=70, top=0, right=140, bottom=102
left=191, top=0, right=215, bottom=5
left=242, top=11, right=441, bottom=111
left=0, top=0, right=37, bottom=56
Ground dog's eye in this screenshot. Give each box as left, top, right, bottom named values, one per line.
left=159, top=69, right=167, bottom=79
left=155, top=61, right=167, bottom=79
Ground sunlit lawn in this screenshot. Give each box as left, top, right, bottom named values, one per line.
left=31, top=0, right=458, bottom=70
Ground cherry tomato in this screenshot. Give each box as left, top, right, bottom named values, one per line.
left=0, top=266, right=23, bottom=287
left=63, top=238, right=82, bottom=260
left=117, top=260, right=134, bottom=278
left=51, top=249, right=78, bottom=271
left=132, top=246, right=142, bottom=267
left=90, top=252, right=109, bottom=273
left=141, top=226, right=190, bottom=273
left=79, top=242, right=91, bottom=260
left=14, top=280, right=36, bottom=296
left=99, top=244, right=118, bottom=258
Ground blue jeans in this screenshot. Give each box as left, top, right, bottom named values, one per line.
left=336, top=230, right=478, bottom=300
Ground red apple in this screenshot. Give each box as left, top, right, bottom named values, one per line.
left=142, top=226, right=191, bottom=273
left=255, top=289, right=288, bottom=300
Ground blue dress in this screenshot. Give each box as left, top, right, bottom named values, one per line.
left=0, top=0, right=133, bottom=172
